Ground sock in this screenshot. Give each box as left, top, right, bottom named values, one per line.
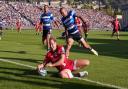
left=85, top=33, right=88, bottom=40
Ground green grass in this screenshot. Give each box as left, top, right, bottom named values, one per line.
left=0, top=30, right=128, bottom=89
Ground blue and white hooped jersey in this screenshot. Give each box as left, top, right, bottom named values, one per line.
left=40, top=12, right=54, bottom=30
left=61, top=10, right=79, bottom=35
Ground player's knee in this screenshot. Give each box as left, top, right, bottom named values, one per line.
left=68, top=40, right=73, bottom=47
left=68, top=43, right=72, bottom=47
left=80, top=37, right=84, bottom=42
left=68, top=38, right=73, bottom=44
left=60, top=71, right=69, bottom=78
left=60, top=69, right=73, bottom=79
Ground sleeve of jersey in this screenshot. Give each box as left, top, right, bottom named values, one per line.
left=70, top=10, right=76, bottom=18
left=61, top=18, right=65, bottom=26
left=50, top=13, right=54, bottom=21
left=58, top=47, right=65, bottom=55
left=44, top=53, right=51, bottom=63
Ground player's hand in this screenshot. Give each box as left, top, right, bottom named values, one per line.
left=37, top=64, right=44, bottom=70
left=46, top=63, right=53, bottom=67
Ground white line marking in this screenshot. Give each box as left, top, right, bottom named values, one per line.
left=0, top=58, right=127, bottom=89
left=74, top=77, right=127, bottom=89
left=0, top=58, right=36, bottom=69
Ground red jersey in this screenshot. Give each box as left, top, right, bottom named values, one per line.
left=35, top=22, right=42, bottom=30
left=75, top=17, right=82, bottom=27
left=16, top=21, right=21, bottom=28
left=112, top=18, right=120, bottom=31
left=44, top=45, right=74, bottom=72
left=115, top=20, right=119, bottom=30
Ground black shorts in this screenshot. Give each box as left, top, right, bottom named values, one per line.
left=0, top=26, right=2, bottom=30
left=42, top=30, right=51, bottom=38
left=68, top=32, right=82, bottom=42
left=113, top=28, right=119, bottom=32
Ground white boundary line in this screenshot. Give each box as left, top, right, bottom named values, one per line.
left=0, top=58, right=127, bottom=89
left=74, top=77, right=127, bottom=89
left=0, top=58, right=36, bottom=69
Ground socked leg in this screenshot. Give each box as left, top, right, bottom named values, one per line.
left=66, top=38, right=74, bottom=57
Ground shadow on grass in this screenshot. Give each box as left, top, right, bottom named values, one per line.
left=67, top=38, right=128, bottom=59
left=0, top=50, right=27, bottom=54
left=0, top=66, right=115, bottom=89
left=0, top=50, right=43, bottom=56
left=0, top=66, right=59, bottom=78
left=0, top=76, right=115, bottom=89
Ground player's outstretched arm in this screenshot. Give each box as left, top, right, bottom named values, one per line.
left=37, top=63, right=45, bottom=70
left=37, top=57, right=49, bottom=70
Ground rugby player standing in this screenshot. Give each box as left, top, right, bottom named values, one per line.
left=40, top=5, right=59, bottom=51
left=0, top=20, right=3, bottom=40
left=35, top=20, right=42, bottom=35
left=111, top=17, right=121, bottom=40
left=16, top=19, right=22, bottom=33
left=59, top=7, right=98, bottom=57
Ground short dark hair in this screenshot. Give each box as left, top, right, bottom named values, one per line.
left=44, top=5, right=48, bottom=8
left=60, top=7, right=65, bottom=12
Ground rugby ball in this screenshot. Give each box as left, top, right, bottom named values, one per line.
left=38, top=68, right=47, bottom=77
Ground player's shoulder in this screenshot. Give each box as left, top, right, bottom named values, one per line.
left=61, top=17, right=64, bottom=22
left=47, top=50, right=53, bottom=54
left=46, top=50, right=53, bottom=57
left=69, top=10, right=76, bottom=15
left=75, top=17, right=79, bottom=20
left=57, top=45, right=65, bottom=53
left=47, top=12, right=52, bottom=15
left=40, top=13, right=45, bottom=17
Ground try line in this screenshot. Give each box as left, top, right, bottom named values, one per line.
left=0, top=58, right=127, bottom=89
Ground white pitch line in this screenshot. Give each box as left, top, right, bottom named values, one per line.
left=0, top=58, right=127, bottom=89
left=0, top=58, right=36, bottom=69
left=74, top=77, right=127, bottom=89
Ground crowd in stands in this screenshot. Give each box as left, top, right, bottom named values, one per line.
left=0, top=1, right=31, bottom=28
left=0, top=1, right=113, bottom=29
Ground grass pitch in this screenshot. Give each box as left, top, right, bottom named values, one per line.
left=0, top=30, right=128, bottom=89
